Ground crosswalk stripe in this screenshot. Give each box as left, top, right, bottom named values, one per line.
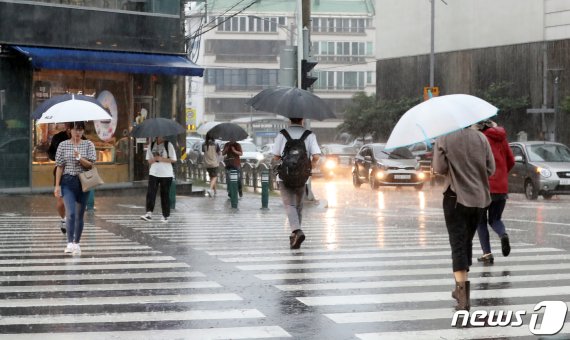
left=356, top=322, right=570, bottom=340
left=0, top=255, right=175, bottom=265
left=219, top=247, right=561, bottom=263
left=255, top=262, right=570, bottom=280
left=0, top=245, right=152, bottom=251
left=0, top=293, right=243, bottom=307
left=0, top=326, right=292, bottom=339
left=0, top=250, right=162, bottom=257
left=0, top=271, right=205, bottom=282
left=0, top=262, right=189, bottom=272
left=1, top=281, right=221, bottom=293
left=237, top=253, right=570, bottom=271
left=276, top=272, right=570, bottom=291
left=0, top=309, right=265, bottom=325
left=297, top=286, right=570, bottom=306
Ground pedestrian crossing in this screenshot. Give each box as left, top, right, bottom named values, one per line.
left=96, top=205, right=570, bottom=339
left=4, top=201, right=570, bottom=340
left=0, top=216, right=290, bottom=339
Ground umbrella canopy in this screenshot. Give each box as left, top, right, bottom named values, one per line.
left=197, top=121, right=221, bottom=135
left=206, top=122, right=248, bottom=141
left=34, top=94, right=112, bottom=124
left=130, top=118, right=186, bottom=138
left=385, top=94, right=498, bottom=150
left=246, top=86, right=336, bottom=120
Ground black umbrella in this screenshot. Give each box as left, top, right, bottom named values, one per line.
left=246, top=86, right=335, bottom=120
left=207, top=122, right=248, bottom=141
left=130, top=117, right=186, bottom=138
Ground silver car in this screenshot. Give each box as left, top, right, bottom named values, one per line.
left=509, top=141, right=570, bottom=200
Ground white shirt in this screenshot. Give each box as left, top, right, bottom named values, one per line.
left=272, top=125, right=321, bottom=181
left=146, top=141, right=177, bottom=178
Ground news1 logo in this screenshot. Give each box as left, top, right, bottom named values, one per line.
left=451, top=301, right=568, bottom=335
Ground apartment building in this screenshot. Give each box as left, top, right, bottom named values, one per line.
left=187, top=0, right=376, bottom=143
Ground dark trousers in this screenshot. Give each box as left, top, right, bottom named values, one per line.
left=477, top=198, right=507, bottom=254
left=443, top=192, right=485, bottom=272
left=146, top=175, right=172, bottom=218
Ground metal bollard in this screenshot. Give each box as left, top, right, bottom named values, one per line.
left=228, top=169, right=239, bottom=209
left=261, top=169, right=269, bottom=209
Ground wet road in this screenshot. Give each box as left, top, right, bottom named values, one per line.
left=0, top=178, right=569, bottom=339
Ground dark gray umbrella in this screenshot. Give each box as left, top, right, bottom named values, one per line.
left=207, top=122, right=248, bottom=141
left=246, top=86, right=335, bottom=120
left=130, top=117, right=185, bottom=138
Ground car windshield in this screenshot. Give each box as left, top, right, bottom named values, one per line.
left=388, top=147, right=414, bottom=159
left=372, top=145, right=389, bottom=159
left=526, top=144, right=570, bottom=162
left=326, top=145, right=356, bottom=155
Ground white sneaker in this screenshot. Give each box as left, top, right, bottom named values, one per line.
left=140, top=212, right=152, bottom=221
left=64, top=243, right=73, bottom=253
left=72, top=244, right=81, bottom=255
left=161, top=216, right=168, bottom=223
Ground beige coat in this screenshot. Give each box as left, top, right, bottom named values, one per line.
left=433, top=128, right=495, bottom=208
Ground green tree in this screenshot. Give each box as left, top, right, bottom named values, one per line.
left=338, top=92, right=419, bottom=142
left=475, top=81, right=530, bottom=139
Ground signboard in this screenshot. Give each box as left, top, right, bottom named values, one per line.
left=186, top=107, right=196, bottom=131
left=423, top=86, right=439, bottom=101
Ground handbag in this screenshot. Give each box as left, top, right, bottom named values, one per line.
left=79, top=166, right=104, bottom=192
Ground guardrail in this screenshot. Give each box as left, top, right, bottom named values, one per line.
left=181, top=161, right=279, bottom=192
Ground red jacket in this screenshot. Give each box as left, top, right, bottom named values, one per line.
left=483, top=127, right=515, bottom=194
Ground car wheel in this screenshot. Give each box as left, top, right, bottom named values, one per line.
left=415, top=183, right=424, bottom=191
left=543, top=193, right=554, bottom=200
left=524, top=180, right=538, bottom=200
left=352, top=171, right=361, bottom=188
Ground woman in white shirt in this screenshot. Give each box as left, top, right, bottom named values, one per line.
left=140, top=136, right=177, bottom=223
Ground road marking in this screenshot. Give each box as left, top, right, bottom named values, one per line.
left=0, top=309, right=264, bottom=325
left=298, top=285, right=570, bottom=306
left=0, top=255, right=176, bottom=265
left=0, top=262, right=189, bottom=272
left=219, top=247, right=561, bottom=263
left=1, top=281, right=221, bottom=293
left=0, top=271, right=205, bottom=282
left=356, top=322, right=570, bottom=340
left=238, top=253, right=570, bottom=271
left=0, top=293, right=243, bottom=307
left=256, top=261, right=570, bottom=280
left=0, top=326, right=291, bottom=339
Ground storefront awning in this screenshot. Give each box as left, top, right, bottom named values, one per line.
left=12, top=45, right=204, bottom=77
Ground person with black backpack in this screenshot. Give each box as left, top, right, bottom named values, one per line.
left=271, top=118, right=321, bottom=249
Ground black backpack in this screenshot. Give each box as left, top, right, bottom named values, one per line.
left=278, top=129, right=312, bottom=188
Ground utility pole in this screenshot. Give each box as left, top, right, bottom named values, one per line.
left=429, top=0, right=435, bottom=87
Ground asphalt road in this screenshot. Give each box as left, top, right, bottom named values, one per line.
left=0, top=178, right=569, bottom=339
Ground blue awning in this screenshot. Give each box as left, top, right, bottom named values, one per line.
left=12, top=45, right=204, bottom=77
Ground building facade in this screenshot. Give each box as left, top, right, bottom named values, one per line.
left=0, top=0, right=203, bottom=191
left=187, top=0, right=376, bottom=144
left=375, top=0, right=570, bottom=143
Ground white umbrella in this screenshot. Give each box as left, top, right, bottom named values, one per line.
left=34, top=94, right=112, bottom=124
left=197, top=121, right=221, bottom=135
left=385, top=94, right=498, bottom=150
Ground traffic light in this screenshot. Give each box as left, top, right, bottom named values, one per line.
left=301, top=59, right=318, bottom=90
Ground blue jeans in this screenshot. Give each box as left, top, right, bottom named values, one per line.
left=61, top=174, right=89, bottom=244
left=477, top=198, right=507, bottom=254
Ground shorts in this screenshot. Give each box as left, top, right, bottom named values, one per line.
left=206, top=167, right=218, bottom=178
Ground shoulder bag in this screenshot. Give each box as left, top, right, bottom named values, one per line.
left=79, top=166, right=104, bottom=192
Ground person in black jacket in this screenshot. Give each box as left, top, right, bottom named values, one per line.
left=48, top=123, right=72, bottom=234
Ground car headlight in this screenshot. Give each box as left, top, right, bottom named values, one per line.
left=256, top=154, right=264, bottom=161
left=417, top=172, right=426, bottom=180
left=536, top=167, right=551, bottom=178
left=375, top=171, right=385, bottom=179
left=325, top=159, right=337, bottom=169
